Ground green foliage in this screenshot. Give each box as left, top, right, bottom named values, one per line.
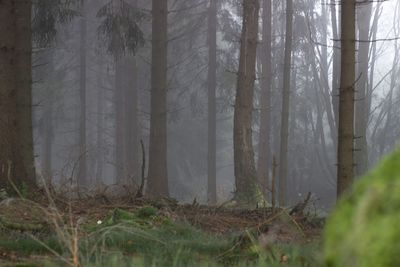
left=136, top=206, right=158, bottom=218
left=0, top=207, right=320, bottom=266
left=0, top=235, right=62, bottom=255
left=0, top=189, right=8, bottom=200
left=324, top=148, right=400, bottom=267
left=97, top=0, right=146, bottom=58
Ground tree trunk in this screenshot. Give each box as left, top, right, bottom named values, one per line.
left=147, top=0, right=169, bottom=197
left=278, top=0, right=293, bottom=206
left=207, top=0, right=217, bottom=205
left=330, top=0, right=340, bottom=128
left=16, top=0, right=36, bottom=185
left=354, top=1, right=372, bottom=177
left=78, top=5, right=87, bottom=187
left=115, top=56, right=139, bottom=188
left=233, top=0, right=260, bottom=204
left=124, top=56, right=140, bottom=188
left=337, top=0, right=356, bottom=197
left=115, top=57, right=126, bottom=185
left=257, top=0, right=272, bottom=200
left=0, top=0, right=27, bottom=191
left=42, top=82, right=53, bottom=183
left=96, top=62, right=105, bottom=186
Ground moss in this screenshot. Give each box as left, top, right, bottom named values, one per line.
left=324, top=148, right=400, bottom=267
left=136, top=206, right=157, bottom=218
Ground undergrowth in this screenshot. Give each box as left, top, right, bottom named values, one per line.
left=0, top=206, right=320, bottom=267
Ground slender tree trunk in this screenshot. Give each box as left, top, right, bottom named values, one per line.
left=16, top=0, right=36, bottom=185
left=42, top=87, right=53, bottom=182
left=257, top=0, right=272, bottom=199
left=207, top=0, right=217, bottom=205
left=233, top=0, right=260, bottom=204
left=78, top=6, right=87, bottom=187
left=337, top=0, right=356, bottom=197
left=379, top=39, right=398, bottom=156
left=115, top=57, right=126, bottom=185
left=147, top=0, right=169, bottom=197
left=354, top=1, right=372, bottom=177
left=0, top=0, right=27, bottom=191
left=96, top=63, right=104, bottom=186
left=124, top=56, right=139, bottom=188
left=278, top=0, right=293, bottom=206
left=331, top=0, right=340, bottom=127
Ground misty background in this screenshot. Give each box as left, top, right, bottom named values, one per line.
left=32, top=0, right=400, bottom=209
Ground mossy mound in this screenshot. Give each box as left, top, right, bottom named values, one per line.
left=324, top=148, right=400, bottom=267
left=0, top=198, right=48, bottom=232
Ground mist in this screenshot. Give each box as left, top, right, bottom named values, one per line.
left=26, top=0, right=400, bottom=209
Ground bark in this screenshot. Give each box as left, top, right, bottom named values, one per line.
left=337, top=0, right=356, bottom=197
left=124, top=56, right=139, bottom=188
left=16, top=0, right=36, bottom=185
left=354, top=1, right=372, bottom=177
left=115, top=56, right=139, bottom=187
left=330, top=0, right=340, bottom=127
left=147, top=0, right=169, bottom=197
left=78, top=5, right=87, bottom=187
left=207, top=0, right=217, bottom=205
left=257, top=0, right=272, bottom=199
left=96, top=63, right=104, bottom=186
left=42, top=79, right=53, bottom=183
left=0, top=0, right=27, bottom=191
left=278, top=0, right=293, bottom=206
left=233, top=0, right=260, bottom=204
left=115, top=58, right=126, bottom=185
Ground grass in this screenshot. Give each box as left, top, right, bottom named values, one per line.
left=0, top=205, right=322, bottom=267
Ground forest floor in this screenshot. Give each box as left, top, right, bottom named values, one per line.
left=0, top=194, right=324, bottom=267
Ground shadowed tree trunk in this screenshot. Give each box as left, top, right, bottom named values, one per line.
left=337, top=0, right=356, bottom=197
left=278, top=0, right=293, bottom=206
left=0, top=0, right=30, bottom=191
left=16, top=0, right=36, bottom=185
left=77, top=4, right=87, bottom=187
left=257, top=0, right=272, bottom=199
left=147, top=0, right=169, bottom=197
left=354, top=1, right=372, bottom=177
left=207, top=0, right=217, bottom=205
left=233, top=0, right=260, bottom=204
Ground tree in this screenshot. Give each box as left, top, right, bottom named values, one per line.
left=77, top=1, right=88, bottom=187
left=0, top=0, right=29, bottom=191
left=354, top=1, right=373, bottom=177
left=207, top=0, right=217, bottom=205
left=97, top=0, right=145, bottom=188
left=337, top=0, right=356, bottom=197
left=278, top=0, right=293, bottom=206
left=16, top=0, right=36, bottom=185
left=233, top=0, right=260, bottom=204
left=147, top=0, right=169, bottom=197
left=257, top=0, right=272, bottom=199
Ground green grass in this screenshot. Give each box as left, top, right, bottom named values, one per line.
left=0, top=207, right=321, bottom=266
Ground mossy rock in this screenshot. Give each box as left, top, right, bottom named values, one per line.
left=0, top=198, right=48, bottom=232
left=324, top=148, right=400, bottom=267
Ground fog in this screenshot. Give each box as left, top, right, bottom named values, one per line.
left=31, top=0, right=400, bottom=210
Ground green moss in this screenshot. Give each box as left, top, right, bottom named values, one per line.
left=136, top=206, right=157, bottom=218
left=324, top=148, right=400, bottom=267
